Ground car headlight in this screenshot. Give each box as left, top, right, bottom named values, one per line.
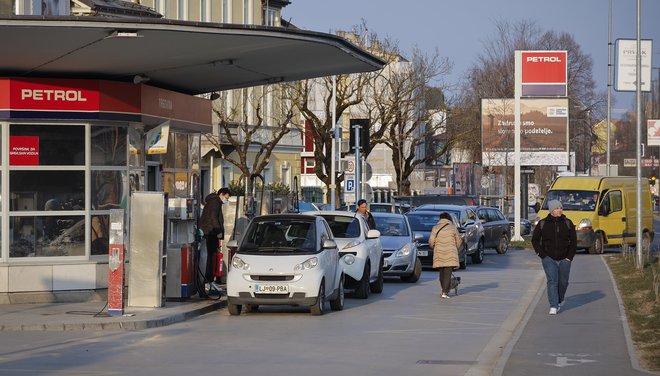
left=395, top=243, right=413, bottom=257
left=231, top=256, right=249, bottom=270
left=294, top=257, right=318, bottom=271
left=343, top=239, right=361, bottom=250
left=343, top=254, right=356, bottom=265
left=577, top=218, right=592, bottom=231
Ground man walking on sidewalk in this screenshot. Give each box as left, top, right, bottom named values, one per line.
left=531, top=199, right=577, bottom=315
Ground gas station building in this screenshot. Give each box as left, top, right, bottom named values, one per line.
left=0, top=16, right=384, bottom=302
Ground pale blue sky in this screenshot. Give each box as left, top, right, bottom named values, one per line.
left=283, top=0, right=660, bottom=116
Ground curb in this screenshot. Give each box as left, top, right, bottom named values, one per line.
left=0, top=299, right=226, bottom=332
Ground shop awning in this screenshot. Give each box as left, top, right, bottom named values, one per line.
left=0, top=16, right=386, bottom=95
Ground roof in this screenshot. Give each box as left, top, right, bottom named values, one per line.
left=0, top=16, right=386, bottom=95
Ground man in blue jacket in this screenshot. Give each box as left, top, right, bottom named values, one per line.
left=531, top=199, right=577, bottom=315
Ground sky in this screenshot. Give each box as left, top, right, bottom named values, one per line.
left=282, top=0, right=660, bottom=117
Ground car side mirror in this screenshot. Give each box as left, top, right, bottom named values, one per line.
left=366, top=229, right=381, bottom=239
left=226, top=239, right=238, bottom=249
left=457, top=227, right=467, bottom=234
left=322, top=239, right=337, bottom=249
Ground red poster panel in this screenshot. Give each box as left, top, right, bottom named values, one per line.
left=10, top=136, right=39, bottom=165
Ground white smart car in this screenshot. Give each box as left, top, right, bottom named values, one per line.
left=226, top=214, right=344, bottom=316
left=305, top=211, right=384, bottom=299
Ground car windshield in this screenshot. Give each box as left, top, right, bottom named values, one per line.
left=321, top=215, right=361, bottom=238
left=544, top=190, right=599, bottom=211
left=374, top=217, right=409, bottom=236
left=406, top=211, right=460, bottom=231
left=240, top=219, right=316, bottom=253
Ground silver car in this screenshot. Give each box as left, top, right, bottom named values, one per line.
left=372, top=212, right=422, bottom=283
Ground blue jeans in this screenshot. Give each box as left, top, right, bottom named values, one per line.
left=541, top=257, right=571, bottom=308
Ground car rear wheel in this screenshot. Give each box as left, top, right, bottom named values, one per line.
left=401, top=258, right=422, bottom=283
left=369, top=258, right=384, bottom=293
left=496, top=234, right=509, bottom=254
left=330, top=276, right=344, bottom=311
left=228, top=303, right=242, bottom=316
left=354, top=263, right=371, bottom=299
left=310, top=282, right=325, bottom=316
left=471, top=239, right=484, bottom=264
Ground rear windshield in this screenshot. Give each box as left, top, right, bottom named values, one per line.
left=544, top=190, right=599, bottom=211
left=239, top=219, right=317, bottom=254
left=321, top=215, right=361, bottom=238
left=405, top=213, right=441, bottom=232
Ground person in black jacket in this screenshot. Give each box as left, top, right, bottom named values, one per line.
left=356, top=199, right=376, bottom=230
left=532, top=199, right=577, bottom=315
left=199, top=187, right=231, bottom=284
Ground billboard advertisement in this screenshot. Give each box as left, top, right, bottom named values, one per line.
left=615, top=39, right=652, bottom=92
left=648, top=119, right=660, bottom=146
left=481, top=98, right=569, bottom=166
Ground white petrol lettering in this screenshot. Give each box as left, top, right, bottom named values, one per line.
left=526, top=56, right=562, bottom=63
left=21, top=89, right=88, bottom=102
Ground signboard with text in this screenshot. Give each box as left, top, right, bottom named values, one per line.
left=10, top=136, right=39, bottom=165
left=521, top=50, right=567, bottom=96
left=481, top=98, right=569, bottom=166
left=647, top=119, right=660, bottom=146
left=615, top=39, right=652, bottom=92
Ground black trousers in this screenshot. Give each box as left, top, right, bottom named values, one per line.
left=205, top=231, right=219, bottom=283
left=438, top=267, right=453, bottom=294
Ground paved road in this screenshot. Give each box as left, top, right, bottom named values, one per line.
left=0, top=248, right=543, bottom=376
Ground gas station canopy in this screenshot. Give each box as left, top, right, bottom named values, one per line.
left=0, top=16, right=386, bottom=95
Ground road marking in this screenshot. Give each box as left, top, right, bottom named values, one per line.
left=538, top=353, right=598, bottom=368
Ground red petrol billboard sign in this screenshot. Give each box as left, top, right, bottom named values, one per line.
left=521, top=51, right=567, bottom=96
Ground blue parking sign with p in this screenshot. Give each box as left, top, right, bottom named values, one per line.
left=346, top=179, right=355, bottom=192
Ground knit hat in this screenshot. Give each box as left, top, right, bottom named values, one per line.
left=547, top=200, right=563, bottom=211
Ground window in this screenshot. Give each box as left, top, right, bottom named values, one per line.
left=222, top=0, right=230, bottom=22
left=11, top=124, right=84, bottom=166
left=243, top=0, right=249, bottom=24
left=91, top=126, right=127, bottom=166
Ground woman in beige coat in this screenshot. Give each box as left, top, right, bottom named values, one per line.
left=428, top=212, right=462, bottom=298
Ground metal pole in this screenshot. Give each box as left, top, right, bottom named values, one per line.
left=330, top=76, right=337, bottom=209
left=635, top=0, right=643, bottom=269
left=606, top=0, right=612, bottom=175
left=512, top=51, right=522, bottom=241
left=355, top=123, right=362, bottom=202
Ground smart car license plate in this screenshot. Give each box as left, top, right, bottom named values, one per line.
left=417, top=250, right=428, bottom=257
left=254, top=284, right=289, bottom=294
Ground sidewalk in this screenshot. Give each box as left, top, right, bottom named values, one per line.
left=496, top=253, right=654, bottom=376
left=0, top=293, right=226, bottom=331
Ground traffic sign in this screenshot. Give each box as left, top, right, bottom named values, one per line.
left=344, top=174, right=355, bottom=203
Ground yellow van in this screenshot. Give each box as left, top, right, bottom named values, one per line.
left=536, top=176, right=654, bottom=254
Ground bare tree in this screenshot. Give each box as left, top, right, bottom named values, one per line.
left=204, top=84, right=299, bottom=195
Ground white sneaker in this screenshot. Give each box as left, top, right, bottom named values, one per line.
left=441, top=293, right=450, bottom=299
left=549, top=307, right=558, bottom=315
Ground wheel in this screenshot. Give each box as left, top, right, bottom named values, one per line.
left=459, top=245, right=468, bottom=270
left=246, top=304, right=259, bottom=312
left=330, top=276, right=344, bottom=311
left=588, top=233, right=604, bottom=254
left=228, top=303, right=242, bottom=316
left=369, top=258, right=384, bottom=293
left=401, top=258, right=422, bottom=283
left=310, top=282, right=325, bottom=316
left=354, top=263, right=371, bottom=299
left=471, top=239, right=484, bottom=264
left=496, top=234, right=509, bottom=254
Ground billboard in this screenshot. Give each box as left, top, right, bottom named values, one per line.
left=615, top=39, right=652, bottom=92
left=648, top=119, right=660, bottom=146
left=481, top=98, right=569, bottom=166
left=521, top=51, right=567, bottom=96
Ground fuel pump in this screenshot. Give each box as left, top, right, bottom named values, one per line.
left=165, top=197, right=198, bottom=299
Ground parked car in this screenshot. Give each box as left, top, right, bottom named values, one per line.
left=369, top=203, right=412, bottom=214
left=396, top=194, right=479, bottom=207
left=407, top=204, right=485, bottom=264
left=372, top=212, right=422, bottom=282
left=304, top=210, right=384, bottom=299
left=404, top=210, right=468, bottom=269
left=508, top=216, right=532, bottom=236
left=225, top=214, right=344, bottom=316
left=473, top=206, right=511, bottom=254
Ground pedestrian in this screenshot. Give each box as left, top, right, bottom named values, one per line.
left=428, top=212, right=462, bottom=299
left=199, top=187, right=231, bottom=286
left=531, top=199, right=577, bottom=315
left=356, top=199, right=376, bottom=229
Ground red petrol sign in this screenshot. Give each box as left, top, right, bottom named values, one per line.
left=521, top=51, right=567, bottom=96
left=9, top=78, right=100, bottom=111
left=10, top=135, right=39, bottom=165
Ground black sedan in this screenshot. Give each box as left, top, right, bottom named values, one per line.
left=473, top=206, right=511, bottom=254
